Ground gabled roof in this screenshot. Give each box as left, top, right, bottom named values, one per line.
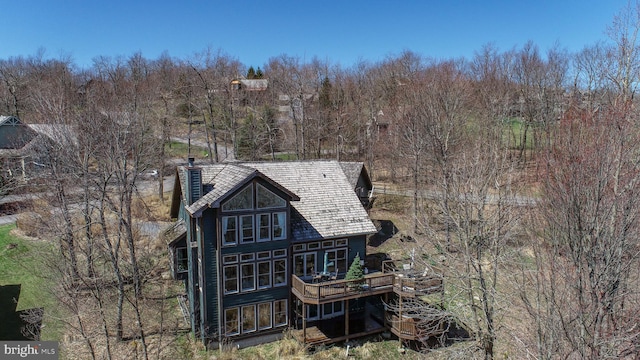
left=174, top=160, right=377, bottom=241
left=244, top=161, right=376, bottom=240
left=339, top=162, right=371, bottom=190
left=181, top=164, right=299, bottom=217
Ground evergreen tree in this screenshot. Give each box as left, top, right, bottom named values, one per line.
left=255, top=67, right=264, bottom=79
left=247, top=66, right=256, bottom=79
left=345, top=253, right=364, bottom=281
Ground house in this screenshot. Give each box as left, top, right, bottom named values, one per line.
left=165, top=159, right=445, bottom=349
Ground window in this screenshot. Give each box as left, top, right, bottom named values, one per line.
left=322, top=240, right=334, bottom=249
left=225, top=308, right=239, bottom=335
left=240, top=253, right=255, bottom=262
left=222, top=186, right=253, bottom=211
left=223, top=254, right=238, bottom=264
left=335, top=239, right=348, bottom=247
left=224, top=265, right=238, bottom=294
left=258, top=214, right=271, bottom=242
left=256, top=184, right=286, bottom=208
left=257, top=251, right=270, bottom=260
left=241, top=263, right=255, bottom=291
left=274, top=300, right=287, bottom=327
left=327, top=249, right=348, bottom=274
left=222, top=216, right=237, bottom=246
left=294, top=253, right=316, bottom=278
left=258, top=302, right=272, bottom=330
left=273, top=259, right=287, bottom=286
left=322, top=301, right=344, bottom=318
left=240, top=215, right=254, bottom=243
left=272, top=212, right=286, bottom=240
left=176, top=247, right=188, bottom=273
left=242, top=305, right=256, bottom=333
left=258, top=261, right=271, bottom=289
left=273, top=249, right=287, bottom=258
left=292, top=244, right=306, bottom=252
left=306, top=305, right=319, bottom=320
left=307, top=242, right=320, bottom=250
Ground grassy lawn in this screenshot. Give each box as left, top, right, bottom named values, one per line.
left=503, top=118, right=536, bottom=150
left=165, top=140, right=210, bottom=159
left=0, top=224, right=61, bottom=340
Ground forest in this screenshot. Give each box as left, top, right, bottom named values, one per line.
left=1, top=4, right=640, bottom=360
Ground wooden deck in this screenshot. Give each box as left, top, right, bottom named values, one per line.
left=292, top=316, right=387, bottom=345
left=291, top=273, right=394, bottom=304
left=386, top=314, right=447, bottom=342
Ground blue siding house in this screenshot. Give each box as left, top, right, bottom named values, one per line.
left=166, top=160, right=387, bottom=348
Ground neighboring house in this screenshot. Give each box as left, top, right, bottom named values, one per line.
left=165, top=159, right=445, bottom=349
left=0, top=116, right=77, bottom=178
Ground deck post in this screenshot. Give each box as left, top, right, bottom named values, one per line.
left=302, top=302, right=307, bottom=342
left=345, top=299, right=349, bottom=336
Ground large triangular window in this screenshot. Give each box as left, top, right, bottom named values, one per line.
left=222, top=185, right=253, bottom=211
left=256, top=184, right=286, bottom=209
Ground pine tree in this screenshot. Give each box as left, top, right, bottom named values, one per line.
left=247, top=66, right=256, bottom=79
left=345, top=253, right=364, bottom=281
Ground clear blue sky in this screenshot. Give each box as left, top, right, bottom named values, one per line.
left=1, top=0, right=630, bottom=69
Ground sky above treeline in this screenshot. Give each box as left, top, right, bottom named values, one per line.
left=1, top=0, right=631, bottom=69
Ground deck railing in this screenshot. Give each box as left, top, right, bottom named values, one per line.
left=291, top=272, right=394, bottom=302
left=381, top=260, right=444, bottom=296
left=386, top=314, right=447, bottom=340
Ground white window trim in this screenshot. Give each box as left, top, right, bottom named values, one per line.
left=240, top=215, right=255, bottom=244
left=242, top=305, right=257, bottom=333
left=322, top=301, right=345, bottom=319
left=241, top=263, right=256, bottom=292
left=256, top=183, right=287, bottom=209
left=274, top=300, right=288, bottom=327
left=257, top=213, right=271, bottom=242
left=273, top=249, right=287, bottom=258
left=258, top=261, right=271, bottom=289
left=222, top=216, right=238, bottom=246
left=273, top=259, right=287, bottom=287
left=272, top=212, right=286, bottom=240
left=223, top=265, right=239, bottom=294
left=225, top=308, right=240, bottom=336
left=258, top=302, right=272, bottom=330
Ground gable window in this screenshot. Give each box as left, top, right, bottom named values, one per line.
left=258, top=302, right=272, bottom=330
left=241, top=263, right=256, bottom=291
left=224, top=265, right=238, bottom=294
left=257, top=213, right=271, bottom=242
left=256, top=184, right=286, bottom=208
left=222, top=186, right=253, bottom=211
left=240, top=215, right=254, bottom=243
left=272, top=212, right=286, bottom=240
left=222, top=217, right=237, bottom=246
left=225, top=308, right=239, bottom=335
left=274, top=300, right=287, bottom=327
left=242, top=305, right=256, bottom=333
left=258, top=261, right=271, bottom=289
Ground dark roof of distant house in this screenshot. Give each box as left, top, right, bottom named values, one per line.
left=175, top=160, right=376, bottom=241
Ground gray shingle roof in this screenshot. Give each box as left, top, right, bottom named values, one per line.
left=177, top=160, right=376, bottom=241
